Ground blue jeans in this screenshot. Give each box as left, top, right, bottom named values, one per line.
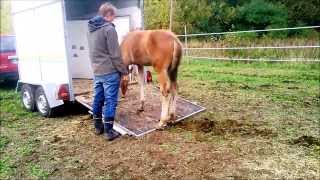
left=92, top=72, right=120, bottom=119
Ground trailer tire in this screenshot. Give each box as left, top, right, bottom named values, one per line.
left=35, top=86, right=54, bottom=117
left=21, top=84, right=36, bottom=111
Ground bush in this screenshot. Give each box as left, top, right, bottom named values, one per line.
left=234, top=0, right=288, bottom=31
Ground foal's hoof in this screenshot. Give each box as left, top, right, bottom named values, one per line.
left=166, top=121, right=175, bottom=126
left=156, top=122, right=167, bottom=130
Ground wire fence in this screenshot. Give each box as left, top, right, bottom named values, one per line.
left=177, top=25, right=320, bottom=62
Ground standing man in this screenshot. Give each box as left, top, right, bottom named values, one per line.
left=88, top=3, right=128, bottom=141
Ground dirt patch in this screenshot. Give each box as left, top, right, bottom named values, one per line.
left=259, top=83, right=277, bottom=89
left=178, top=119, right=276, bottom=138
left=290, top=135, right=320, bottom=147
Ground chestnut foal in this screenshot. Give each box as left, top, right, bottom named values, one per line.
left=120, top=30, right=182, bottom=128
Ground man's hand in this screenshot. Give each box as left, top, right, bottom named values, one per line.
left=120, top=75, right=129, bottom=96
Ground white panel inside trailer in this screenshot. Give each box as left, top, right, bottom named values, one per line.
left=117, top=7, right=142, bottom=30
left=66, top=21, right=93, bottom=79
left=66, top=16, right=130, bottom=79
left=114, top=16, right=131, bottom=43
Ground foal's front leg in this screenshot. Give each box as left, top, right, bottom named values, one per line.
left=159, top=92, right=171, bottom=128
left=157, top=70, right=172, bottom=128
left=137, top=65, right=145, bottom=112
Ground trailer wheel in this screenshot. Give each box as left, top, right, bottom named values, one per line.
left=35, top=86, right=53, bottom=117
left=21, top=84, right=36, bottom=111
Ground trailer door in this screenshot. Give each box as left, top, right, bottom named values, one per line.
left=12, top=0, right=69, bottom=85
left=12, top=0, right=71, bottom=107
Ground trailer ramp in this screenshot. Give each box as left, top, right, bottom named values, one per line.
left=73, top=79, right=205, bottom=137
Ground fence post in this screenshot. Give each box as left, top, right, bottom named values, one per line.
left=169, top=0, right=173, bottom=30
left=184, top=25, right=188, bottom=62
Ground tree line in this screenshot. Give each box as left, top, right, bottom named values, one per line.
left=144, top=0, right=320, bottom=36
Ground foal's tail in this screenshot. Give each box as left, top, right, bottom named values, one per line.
left=168, top=37, right=183, bottom=82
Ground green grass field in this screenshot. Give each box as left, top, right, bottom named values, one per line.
left=1, top=59, right=319, bottom=179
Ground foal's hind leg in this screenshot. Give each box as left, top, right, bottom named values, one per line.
left=137, top=65, right=145, bottom=112
left=169, top=82, right=177, bottom=122
left=168, top=67, right=179, bottom=122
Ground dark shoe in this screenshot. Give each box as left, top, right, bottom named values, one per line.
left=104, top=129, right=121, bottom=141
left=104, top=117, right=121, bottom=141
left=94, top=117, right=104, bottom=135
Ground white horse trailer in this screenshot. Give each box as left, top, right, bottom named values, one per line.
left=12, top=0, right=143, bottom=116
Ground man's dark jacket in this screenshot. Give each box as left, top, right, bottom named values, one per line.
left=88, top=16, right=128, bottom=76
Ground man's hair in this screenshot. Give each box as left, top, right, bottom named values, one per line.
left=99, top=2, right=117, bottom=17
